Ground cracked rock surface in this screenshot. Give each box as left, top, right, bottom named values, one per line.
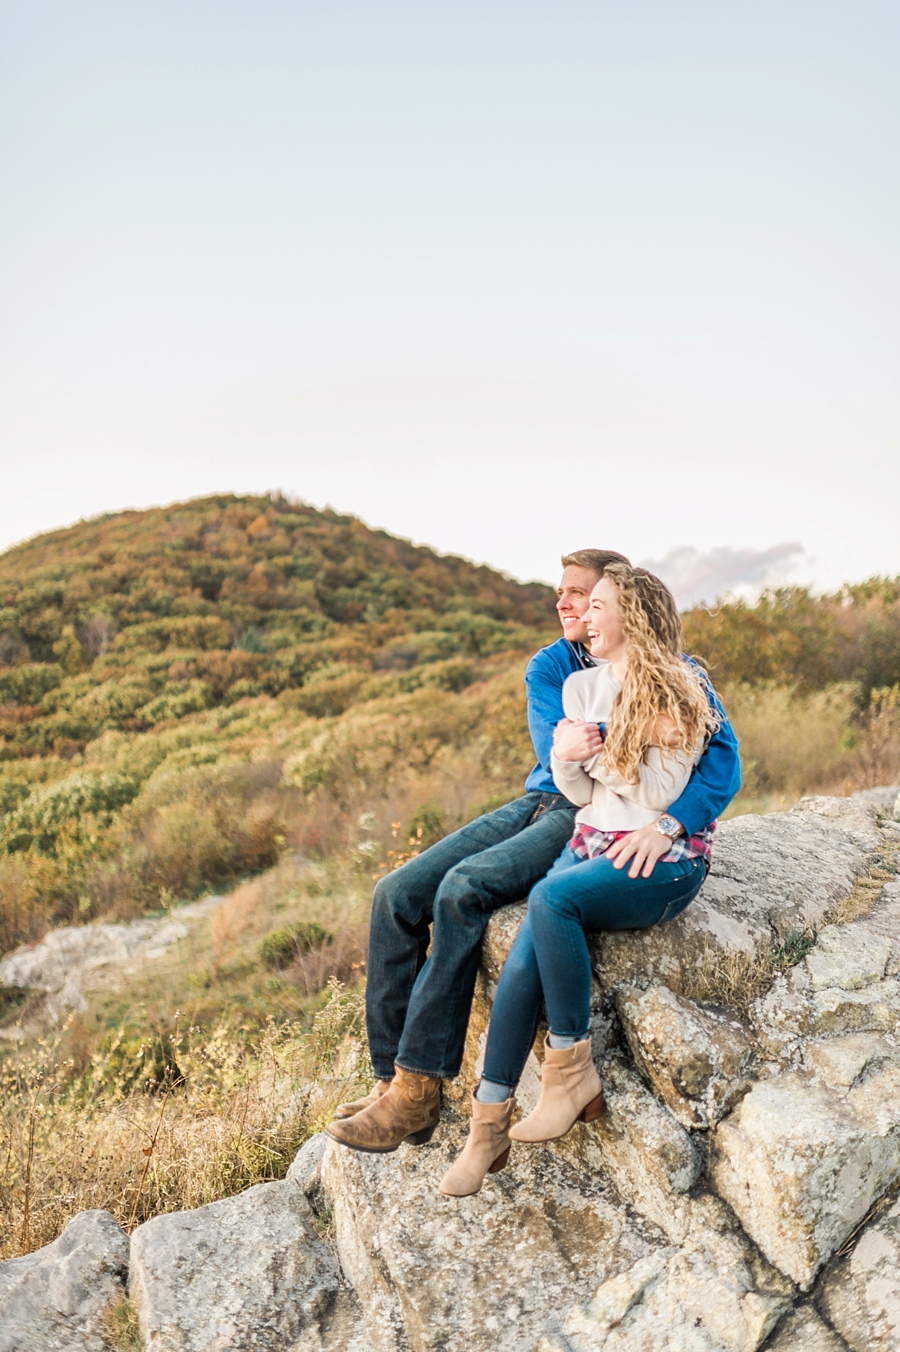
left=2, top=789, right=900, bottom=1351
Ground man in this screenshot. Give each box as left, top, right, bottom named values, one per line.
left=326, top=549, right=740, bottom=1154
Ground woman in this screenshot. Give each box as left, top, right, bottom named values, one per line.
left=439, top=563, right=727, bottom=1197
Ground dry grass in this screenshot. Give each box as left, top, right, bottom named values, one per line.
left=722, top=682, right=858, bottom=806
left=722, top=681, right=900, bottom=818
left=0, top=980, right=371, bottom=1259
left=827, top=869, right=896, bottom=928
left=685, top=930, right=817, bottom=1018
left=100, top=1294, right=143, bottom=1352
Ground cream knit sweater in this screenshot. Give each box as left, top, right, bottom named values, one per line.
left=550, top=664, right=700, bottom=832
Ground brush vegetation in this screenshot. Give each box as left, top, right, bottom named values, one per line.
left=0, top=494, right=899, bottom=1258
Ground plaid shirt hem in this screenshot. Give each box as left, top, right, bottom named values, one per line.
left=570, top=820, right=715, bottom=865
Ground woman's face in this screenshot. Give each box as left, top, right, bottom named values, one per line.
left=586, top=576, right=627, bottom=661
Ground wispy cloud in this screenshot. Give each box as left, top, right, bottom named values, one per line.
left=642, top=542, right=805, bottom=609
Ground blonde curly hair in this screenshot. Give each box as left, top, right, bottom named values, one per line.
left=600, top=563, right=720, bottom=783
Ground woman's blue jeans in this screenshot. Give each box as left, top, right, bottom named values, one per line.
left=482, top=845, right=707, bottom=1089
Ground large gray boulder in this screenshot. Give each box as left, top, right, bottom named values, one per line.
left=129, top=1179, right=351, bottom=1350
left=592, top=795, right=885, bottom=997
left=818, top=1195, right=900, bottom=1350
left=765, top=1302, right=850, bottom=1351
left=538, top=1234, right=789, bottom=1352
left=712, top=1058, right=900, bottom=1288
left=333, top=790, right=898, bottom=1348
left=321, top=1124, right=667, bottom=1352
left=0, top=1209, right=128, bottom=1352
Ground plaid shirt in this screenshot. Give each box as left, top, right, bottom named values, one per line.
left=569, top=820, right=715, bottom=866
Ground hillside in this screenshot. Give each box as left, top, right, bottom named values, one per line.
left=0, top=496, right=898, bottom=1280
left=0, top=491, right=554, bottom=744
left=1, top=495, right=899, bottom=967
left=0, top=494, right=559, bottom=953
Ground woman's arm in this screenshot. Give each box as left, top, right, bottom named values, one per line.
left=588, top=747, right=696, bottom=811
left=550, top=675, right=602, bottom=804
left=550, top=743, right=596, bottom=805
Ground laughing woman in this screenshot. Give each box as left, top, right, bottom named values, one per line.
left=439, top=563, right=730, bottom=1197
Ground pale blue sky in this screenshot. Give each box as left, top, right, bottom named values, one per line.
left=1, top=2, right=898, bottom=602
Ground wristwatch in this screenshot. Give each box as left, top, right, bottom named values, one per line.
left=656, top=814, right=684, bottom=840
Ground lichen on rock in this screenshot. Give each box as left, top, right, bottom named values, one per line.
left=3, top=789, right=900, bottom=1350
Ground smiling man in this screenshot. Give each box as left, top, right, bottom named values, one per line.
left=326, top=548, right=740, bottom=1156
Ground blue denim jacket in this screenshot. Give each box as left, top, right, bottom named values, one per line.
left=523, top=638, right=741, bottom=837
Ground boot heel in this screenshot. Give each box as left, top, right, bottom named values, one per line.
left=488, top=1146, right=510, bottom=1174
left=579, top=1091, right=605, bottom=1124
left=406, top=1124, right=437, bottom=1146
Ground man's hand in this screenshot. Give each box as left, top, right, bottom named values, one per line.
left=606, top=821, right=679, bottom=878
left=553, top=718, right=603, bottom=762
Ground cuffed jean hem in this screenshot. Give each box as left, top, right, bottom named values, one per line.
left=372, top=1061, right=401, bottom=1081
left=393, top=1059, right=455, bottom=1081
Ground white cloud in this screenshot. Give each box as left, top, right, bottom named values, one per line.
left=642, top=542, right=805, bottom=609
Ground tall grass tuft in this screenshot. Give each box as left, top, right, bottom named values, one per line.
left=0, top=980, right=370, bottom=1259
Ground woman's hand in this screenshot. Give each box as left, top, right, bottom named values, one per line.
left=606, top=822, right=680, bottom=877
left=553, top=719, right=603, bottom=762
left=643, top=713, right=681, bottom=747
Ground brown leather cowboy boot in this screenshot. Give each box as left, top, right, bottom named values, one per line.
left=333, top=1079, right=393, bottom=1120
left=326, top=1066, right=441, bottom=1153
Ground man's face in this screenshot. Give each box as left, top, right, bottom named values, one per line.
left=556, top=565, right=601, bottom=645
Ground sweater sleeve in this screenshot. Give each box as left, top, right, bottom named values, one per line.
left=550, top=755, right=595, bottom=805
left=588, top=747, right=696, bottom=811
left=549, top=672, right=596, bottom=804
left=665, top=674, right=742, bottom=835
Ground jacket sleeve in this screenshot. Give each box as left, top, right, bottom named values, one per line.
left=524, top=652, right=567, bottom=784
left=666, top=675, right=742, bottom=836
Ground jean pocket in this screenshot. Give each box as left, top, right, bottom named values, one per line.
left=659, top=870, right=704, bottom=924
left=660, top=896, right=691, bottom=924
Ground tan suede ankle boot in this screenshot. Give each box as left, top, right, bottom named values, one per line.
left=333, top=1079, right=392, bottom=1119
left=439, top=1093, right=514, bottom=1197
left=326, top=1066, right=441, bottom=1153
left=509, top=1036, right=603, bottom=1143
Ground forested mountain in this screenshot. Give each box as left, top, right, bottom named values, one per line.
left=0, top=493, right=554, bottom=757
left=0, top=494, right=897, bottom=958
left=0, top=496, right=556, bottom=951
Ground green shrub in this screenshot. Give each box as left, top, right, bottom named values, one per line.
left=94, top=1028, right=184, bottom=1094
left=0, top=771, right=140, bottom=855
left=257, top=922, right=333, bottom=970
left=405, top=802, right=447, bottom=850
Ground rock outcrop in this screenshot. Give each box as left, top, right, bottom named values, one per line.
left=129, top=1180, right=362, bottom=1350
left=616, top=983, right=754, bottom=1129
left=2, top=789, right=900, bottom=1351
left=0, top=895, right=224, bottom=1025
left=818, top=1194, right=900, bottom=1349
left=0, top=1210, right=128, bottom=1352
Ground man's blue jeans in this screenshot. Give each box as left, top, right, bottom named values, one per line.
left=366, top=793, right=577, bottom=1081
left=482, top=845, right=707, bottom=1088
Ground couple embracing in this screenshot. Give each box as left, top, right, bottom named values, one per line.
left=326, top=548, right=740, bottom=1196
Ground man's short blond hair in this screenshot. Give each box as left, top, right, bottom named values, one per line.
left=561, top=548, right=631, bottom=577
